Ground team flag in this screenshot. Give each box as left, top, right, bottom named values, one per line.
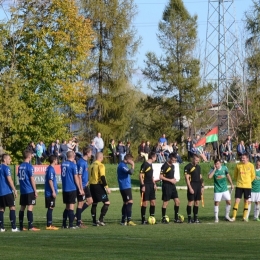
left=195, top=127, right=218, bottom=147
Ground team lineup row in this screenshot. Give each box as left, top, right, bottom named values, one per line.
left=0, top=148, right=257, bottom=231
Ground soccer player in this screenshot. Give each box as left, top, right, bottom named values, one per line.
left=18, top=150, right=40, bottom=231
left=61, top=151, right=84, bottom=229
left=184, top=154, right=204, bottom=223
left=117, top=154, right=136, bottom=226
left=160, top=153, right=181, bottom=223
left=140, top=152, right=157, bottom=224
left=231, top=154, right=255, bottom=221
left=0, top=154, right=19, bottom=232
left=208, top=159, right=234, bottom=222
left=75, top=147, right=93, bottom=228
left=44, top=155, right=59, bottom=230
left=89, top=152, right=111, bottom=226
left=247, top=159, right=260, bottom=221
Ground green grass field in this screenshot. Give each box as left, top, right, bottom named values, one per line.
left=1, top=188, right=260, bottom=260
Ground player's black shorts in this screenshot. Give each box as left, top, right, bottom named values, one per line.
left=20, top=192, right=36, bottom=206
left=162, top=182, right=178, bottom=201
left=140, top=183, right=156, bottom=201
left=187, top=182, right=201, bottom=201
left=62, top=190, right=77, bottom=204
left=90, top=184, right=109, bottom=203
left=77, top=186, right=92, bottom=202
left=120, top=188, right=132, bottom=202
left=45, top=196, right=56, bottom=208
left=0, top=193, right=15, bottom=208
left=235, top=187, right=251, bottom=200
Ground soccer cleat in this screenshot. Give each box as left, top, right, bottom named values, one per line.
left=215, top=219, right=219, bottom=223
left=243, top=218, right=249, bottom=222
left=141, top=221, right=148, bottom=225
left=225, top=216, right=233, bottom=222
left=174, top=219, right=182, bottom=223
left=61, top=225, right=68, bottom=229
left=29, top=227, right=40, bottom=231
left=46, top=225, right=59, bottom=230
left=127, top=221, right=137, bottom=226
left=194, top=219, right=201, bottom=223
left=120, top=222, right=127, bottom=226
left=230, top=217, right=235, bottom=222
left=187, top=218, right=193, bottom=224
left=161, top=218, right=169, bottom=224
left=92, top=222, right=100, bottom=227
left=76, top=224, right=87, bottom=229
left=97, top=220, right=105, bottom=226
left=12, top=228, right=20, bottom=232
left=69, top=226, right=77, bottom=229
left=254, top=218, right=260, bottom=221
left=0, top=228, right=6, bottom=232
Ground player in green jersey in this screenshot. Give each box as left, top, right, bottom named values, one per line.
left=246, top=160, right=260, bottom=221
left=208, top=159, right=234, bottom=222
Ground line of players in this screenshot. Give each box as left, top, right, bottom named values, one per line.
left=0, top=148, right=257, bottom=231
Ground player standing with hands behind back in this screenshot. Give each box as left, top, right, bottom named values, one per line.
left=184, top=155, right=204, bottom=223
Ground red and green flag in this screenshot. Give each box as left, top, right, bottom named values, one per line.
left=195, top=127, right=218, bottom=147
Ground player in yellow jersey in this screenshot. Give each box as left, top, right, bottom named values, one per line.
left=231, top=154, right=255, bottom=221
left=89, top=153, right=111, bottom=226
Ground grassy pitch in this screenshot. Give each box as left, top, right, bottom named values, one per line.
left=1, top=189, right=260, bottom=260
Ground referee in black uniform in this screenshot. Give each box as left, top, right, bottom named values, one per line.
left=160, top=153, right=181, bottom=223
left=184, top=154, right=204, bottom=223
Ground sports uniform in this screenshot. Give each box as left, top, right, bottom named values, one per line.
left=140, top=161, right=156, bottom=224
left=0, top=164, right=17, bottom=231
left=160, top=162, right=179, bottom=223
left=17, top=162, right=37, bottom=230
left=117, top=161, right=135, bottom=225
left=247, top=168, right=260, bottom=220
left=89, top=159, right=110, bottom=226
left=45, top=164, right=58, bottom=229
left=61, top=160, right=78, bottom=228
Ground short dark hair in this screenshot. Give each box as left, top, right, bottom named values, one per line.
left=169, top=153, right=177, bottom=159
left=23, top=150, right=32, bottom=159
left=49, top=155, right=57, bottom=164
left=124, top=154, right=133, bottom=161
left=83, top=147, right=91, bottom=156
left=241, top=153, right=248, bottom=158
left=214, top=158, right=221, bottom=164
left=148, top=152, right=157, bottom=159
left=193, top=154, right=200, bottom=159
left=1, top=154, right=10, bottom=162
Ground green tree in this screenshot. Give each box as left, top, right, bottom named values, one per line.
left=142, top=0, right=210, bottom=143
left=80, top=0, right=140, bottom=144
left=0, top=0, right=94, bottom=159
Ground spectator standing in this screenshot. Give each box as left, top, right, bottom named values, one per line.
left=186, top=137, right=193, bottom=161
left=94, top=132, right=104, bottom=152
left=125, top=142, right=131, bottom=155
left=60, top=140, right=68, bottom=163
left=89, top=139, right=98, bottom=164
left=117, top=141, right=126, bottom=163
left=159, top=134, right=167, bottom=144
left=36, top=141, right=44, bottom=165
left=108, top=139, right=117, bottom=164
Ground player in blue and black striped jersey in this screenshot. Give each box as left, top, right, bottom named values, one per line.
left=75, top=147, right=93, bottom=228
left=18, top=150, right=39, bottom=231
left=61, top=151, right=83, bottom=229
left=0, top=154, right=19, bottom=232
left=45, top=155, right=59, bottom=230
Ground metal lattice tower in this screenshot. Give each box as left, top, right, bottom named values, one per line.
left=203, top=0, right=246, bottom=139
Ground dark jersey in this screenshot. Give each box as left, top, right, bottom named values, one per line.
left=140, top=161, right=153, bottom=184
left=160, top=162, right=175, bottom=184
left=184, top=163, right=201, bottom=183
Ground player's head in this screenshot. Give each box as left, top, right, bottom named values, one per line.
left=1, top=154, right=11, bottom=165
left=124, top=154, right=134, bottom=163
left=96, top=152, right=103, bottom=162
left=67, top=151, right=75, bottom=161
left=168, top=153, right=177, bottom=163
left=192, top=154, right=200, bottom=165
left=256, top=159, right=260, bottom=169
left=214, top=158, right=221, bottom=169
left=148, top=152, right=157, bottom=162
left=241, top=154, right=248, bottom=164
left=83, top=147, right=92, bottom=157
left=49, top=155, right=58, bottom=165
left=23, top=150, right=32, bottom=160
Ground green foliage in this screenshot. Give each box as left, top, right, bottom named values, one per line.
left=80, top=0, right=140, bottom=144
left=0, top=0, right=94, bottom=160
left=142, top=0, right=211, bottom=143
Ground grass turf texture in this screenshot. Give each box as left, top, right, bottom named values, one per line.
left=1, top=189, right=260, bottom=260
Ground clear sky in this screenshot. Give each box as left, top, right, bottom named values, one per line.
left=133, top=0, right=252, bottom=93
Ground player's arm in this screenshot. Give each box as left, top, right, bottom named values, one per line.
left=48, top=179, right=56, bottom=198
left=208, top=167, right=216, bottom=179
left=251, top=165, right=256, bottom=182
left=77, top=163, right=84, bottom=191
left=160, top=172, right=176, bottom=184
left=234, top=165, right=238, bottom=181
left=184, top=173, right=193, bottom=193
left=30, top=176, right=38, bottom=198
left=200, top=175, right=204, bottom=194
left=6, top=175, right=17, bottom=198
left=226, top=173, right=234, bottom=190
left=99, top=164, right=111, bottom=194
left=74, top=173, right=83, bottom=195
left=153, top=176, right=157, bottom=190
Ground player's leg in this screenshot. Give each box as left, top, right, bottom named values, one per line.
left=255, top=201, right=260, bottom=220
left=27, top=192, right=38, bottom=231
left=19, top=205, right=26, bottom=231
left=173, top=197, right=181, bottom=223
left=161, top=183, right=170, bottom=223
left=0, top=207, right=5, bottom=231
left=221, top=190, right=232, bottom=221
left=161, top=201, right=169, bottom=223
left=187, top=200, right=194, bottom=223
left=91, top=203, right=98, bottom=225
left=62, top=191, right=69, bottom=228
left=232, top=187, right=242, bottom=220
left=98, top=186, right=110, bottom=225
left=150, top=200, right=156, bottom=218
left=9, top=205, right=18, bottom=231
left=75, top=190, right=84, bottom=227
left=67, top=203, right=75, bottom=228
left=243, top=189, right=251, bottom=221
left=46, top=197, right=58, bottom=230
left=81, top=188, right=93, bottom=215
left=246, top=199, right=252, bottom=220
left=193, top=184, right=201, bottom=223
left=149, top=183, right=156, bottom=219
left=214, top=201, right=220, bottom=223
left=120, top=189, right=127, bottom=225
